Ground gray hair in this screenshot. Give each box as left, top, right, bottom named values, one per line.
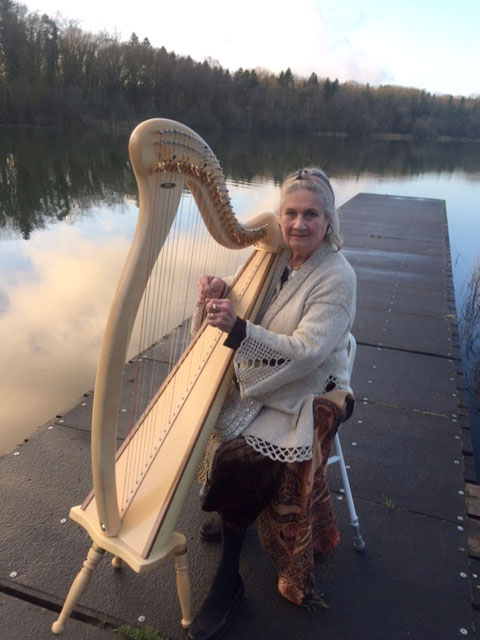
left=279, top=168, right=342, bottom=251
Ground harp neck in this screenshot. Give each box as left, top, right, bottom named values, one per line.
left=129, top=118, right=284, bottom=252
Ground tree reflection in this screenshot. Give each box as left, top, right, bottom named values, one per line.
left=0, top=127, right=136, bottom=239
left=209, top=131, right=480, bottom=185
left=2, top=126, right=480, bottom=240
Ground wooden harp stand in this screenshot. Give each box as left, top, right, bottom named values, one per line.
left=52, top=119, right=284, bottom=634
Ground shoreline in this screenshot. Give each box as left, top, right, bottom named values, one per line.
left=2, top=122, right=480, bottom=144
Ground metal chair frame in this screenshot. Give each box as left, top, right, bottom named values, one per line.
left=327, top=333, right=365, bottom=551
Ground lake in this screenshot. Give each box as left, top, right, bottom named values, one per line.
left=1, top=126, right=479, bottom=474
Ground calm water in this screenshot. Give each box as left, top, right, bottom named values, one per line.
left=1, top=127, right=479, bottom=469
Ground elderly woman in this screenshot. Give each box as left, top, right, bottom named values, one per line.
left=188, top=168, right=356, bottom=640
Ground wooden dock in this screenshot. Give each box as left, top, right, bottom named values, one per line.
left=0, top=193, right=477, bottom=640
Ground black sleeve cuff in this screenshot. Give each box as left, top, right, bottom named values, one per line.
left=223, top=317, right=247, bottom=350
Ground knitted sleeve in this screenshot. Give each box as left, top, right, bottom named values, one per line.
left=233, top=270, right=355, bottom=398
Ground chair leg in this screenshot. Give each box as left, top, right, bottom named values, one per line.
left=51, top=544, right=105, bottom=634
left=334, top=434, right=366, bottom=552
left=174, top=545, right=192, bottom=629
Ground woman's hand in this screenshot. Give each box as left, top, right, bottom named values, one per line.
left=197, top=275, right=226, bottom=305
left=206, top=298, right=237, bottom=333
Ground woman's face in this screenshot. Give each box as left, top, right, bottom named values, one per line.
left=280, top=189, right=329, bottom=263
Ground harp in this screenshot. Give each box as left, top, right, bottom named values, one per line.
left=52, top=118, right=284, bottom=634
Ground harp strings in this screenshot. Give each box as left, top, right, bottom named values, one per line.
left=121, top=152, right=179, bottom=508
left=121, top=164, right=170, bottom=508
left=119, top=133, right=247, bottom=512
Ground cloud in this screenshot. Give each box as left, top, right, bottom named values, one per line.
left=328, top=41, right=394, bottom=86
left=24, top=0, right=480, bottom=95
left=0, top=226, right=130, bottom=451
left=168, top=0, right=392, bottom=86
left=35, top=0, right=392, bottom=84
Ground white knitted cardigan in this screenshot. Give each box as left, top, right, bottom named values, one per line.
left=214, top=242, right=357, bottom=463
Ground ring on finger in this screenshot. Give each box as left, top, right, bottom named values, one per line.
left=213, top=303, right=217, bottom=312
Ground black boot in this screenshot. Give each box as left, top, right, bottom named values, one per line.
left=187, top=523, right=246, bottom=640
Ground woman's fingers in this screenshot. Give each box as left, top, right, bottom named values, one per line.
left=207, top=298, right=236, bottom=333
left=208, top=277, right=225, bottom=298
left=197, top=275, right=225, bottom=304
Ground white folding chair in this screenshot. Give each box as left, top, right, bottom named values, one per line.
left=327, top=333, right=365, bottom=551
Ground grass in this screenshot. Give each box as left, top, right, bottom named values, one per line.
left=116, top=625, right=168, bottom=640
left=460, top=255, right=480, bottom=400
left=383, top=497, right=395, bottom=509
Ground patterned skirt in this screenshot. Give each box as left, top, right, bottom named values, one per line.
left=200, top=395, right=352, bottom=606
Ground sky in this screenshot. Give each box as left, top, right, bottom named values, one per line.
left=22, top=0, right=480, bottom=98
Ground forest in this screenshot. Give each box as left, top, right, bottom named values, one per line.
left=1, top=0, right=480, bottom=139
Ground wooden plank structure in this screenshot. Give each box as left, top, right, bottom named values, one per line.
left=0, top=192, right=477, bottom=640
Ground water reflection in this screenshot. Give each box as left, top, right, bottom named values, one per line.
left=2, top=127, right=480, bottom=241
left=0, top=214, right=132, bottom=451
left=0, top=127, right=479, bottom=460
left=208, top=130, right=480, bottom=182
left=0, top=128, right=135, bottom=239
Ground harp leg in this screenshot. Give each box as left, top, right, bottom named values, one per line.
left=111, top=555, right=122, bottom=569
left=174, top=545, right=192, bottom=629
left=51, top=544, right=105, bottom=635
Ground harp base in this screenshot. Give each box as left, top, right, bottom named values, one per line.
left=52, top=506, right=191, bottom=635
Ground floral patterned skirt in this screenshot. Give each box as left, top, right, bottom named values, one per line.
left=200, top=394, right=353, bottom=606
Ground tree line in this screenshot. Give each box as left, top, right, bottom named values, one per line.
left=1, top=0, right=480, bottom=139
